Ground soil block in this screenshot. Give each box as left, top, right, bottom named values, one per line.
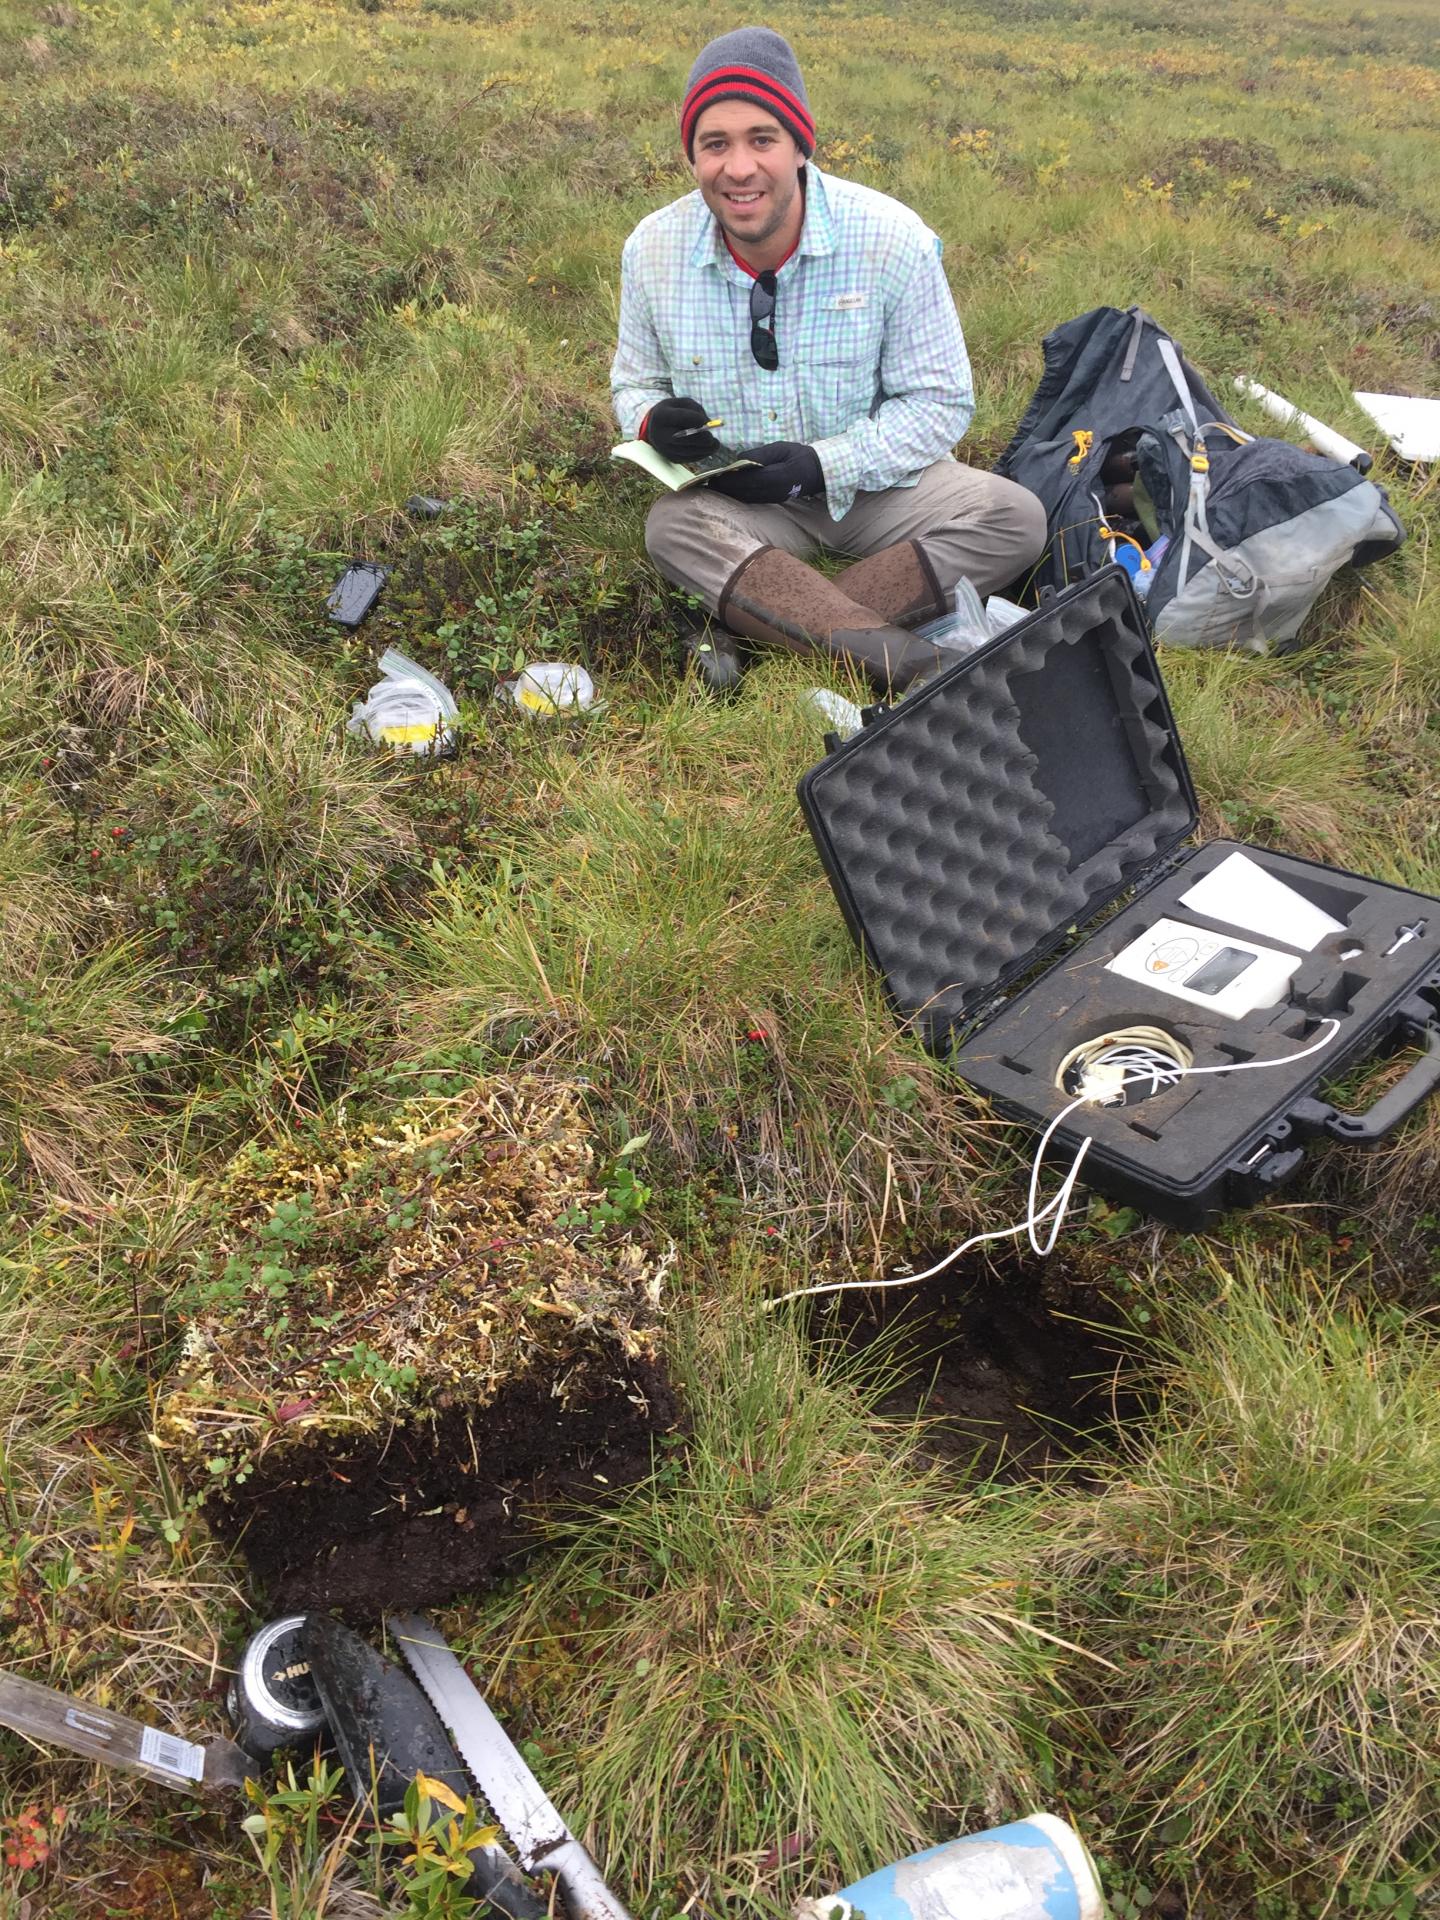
left=155, top=1073, right=675, bottom=1613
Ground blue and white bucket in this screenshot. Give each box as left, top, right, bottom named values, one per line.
left=796, top=1813, right=1104, bottom=1920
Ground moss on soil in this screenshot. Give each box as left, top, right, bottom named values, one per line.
left=155, top=1071, right=675, bottom=1609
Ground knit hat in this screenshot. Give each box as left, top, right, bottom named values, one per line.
left=680, top=26, right=815, bottom=159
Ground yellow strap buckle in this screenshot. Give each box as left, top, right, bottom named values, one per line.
left=1101, top=525, right=1152, bottom=570
left=1068, top=429, right=1094, bottom=467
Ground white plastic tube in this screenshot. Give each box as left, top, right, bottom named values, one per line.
left=1233, top=376, right=1372, bottom=472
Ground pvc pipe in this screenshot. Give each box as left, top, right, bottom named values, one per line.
left=1233, top=377, right=1373, bottom=473
left=795, top=1814, right=1104, bottom=1920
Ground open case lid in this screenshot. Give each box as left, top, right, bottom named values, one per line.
left=798, top=568, right=1199, bottom=1050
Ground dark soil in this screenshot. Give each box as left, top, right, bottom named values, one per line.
left=209, top=1357, right=678, bottom=1616
left=831, top=1260, right=1142, bottom=1478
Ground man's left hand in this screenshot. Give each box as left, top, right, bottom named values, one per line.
left=706, top=443, right=825, bottom=506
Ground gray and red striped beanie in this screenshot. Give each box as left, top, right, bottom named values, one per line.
left=681, top=27, right=815, bottom=159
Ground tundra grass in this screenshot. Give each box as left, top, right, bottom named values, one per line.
left=1056, top=1254, right=1440, bottom=1908
left=478, top=1298, right=1067, bottom=1917
left=0, top=0, right=1437, bottom=1911
left=400, top=659, right=1005, bottom=1256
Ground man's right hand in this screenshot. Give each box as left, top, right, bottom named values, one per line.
left=641, top=397, right=719, bottom=461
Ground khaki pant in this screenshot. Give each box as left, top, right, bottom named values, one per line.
left=644, top=458, right=1048, bottom=615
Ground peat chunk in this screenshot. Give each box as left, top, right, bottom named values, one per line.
left=155, top=1072, right=676, bottom=1613
left=218, top=1355, right=677, bottom=1613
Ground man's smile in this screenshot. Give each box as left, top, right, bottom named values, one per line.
left=688, top=101, right=806, bottom=267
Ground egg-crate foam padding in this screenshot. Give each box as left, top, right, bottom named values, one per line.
left=798, top=570, right=1196, bottom=1050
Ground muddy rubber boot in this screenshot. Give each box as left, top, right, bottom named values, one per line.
left=832, top=539, right=949, bottom=628
left=717, top=546, right=953, bottom=693
left=683, top=620, right=745, bottom=694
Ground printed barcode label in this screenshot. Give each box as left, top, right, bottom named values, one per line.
left=138, top=1724, right=205, bottom=1782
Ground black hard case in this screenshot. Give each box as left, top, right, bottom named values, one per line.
left=798, top=569, right=1440, bottom=1228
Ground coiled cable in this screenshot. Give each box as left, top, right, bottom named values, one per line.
left=768, top=1018, right=1341, bottom=1308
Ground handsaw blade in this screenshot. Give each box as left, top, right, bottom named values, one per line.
left=388, top=1613, right=634, bottom=1920
left=0, top=1670, right=252, bottom=1794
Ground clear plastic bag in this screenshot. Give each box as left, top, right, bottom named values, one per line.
left=913, top=576, right=993, bottom=654
left=984, top=594, right=1029, bottom=633
left=348, top=649, right=459, bottom=756
left=798, top=687, right=864, bottom=738
left=499, top=660, right=599, bottom=716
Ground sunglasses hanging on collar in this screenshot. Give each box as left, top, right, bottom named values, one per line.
left=749, top=270, right=779, bottom=370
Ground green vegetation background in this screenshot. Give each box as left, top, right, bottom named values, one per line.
left=0, top=0, right=1438, bottom=1914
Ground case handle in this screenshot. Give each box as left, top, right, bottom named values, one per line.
left=1323, top=1018, right=1440, bottom=1146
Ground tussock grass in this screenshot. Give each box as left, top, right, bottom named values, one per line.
left=0, top=519, right=274, bottom=731
left=0, top=785, right=80, bottom=954
left=486, top=1297, right=1063, bottom=1912
left=252, top=384, right=473, bottom=530
left=1159, top=649, right=1376, bottom=860
left=402, top=664, right=998, bottom=1250
left=153, top=696, right=418, bottom=925
left=1337, top=524, right=1440, bottom=730
left=1057, top=1256, right=1440, bottom=1894
left=0, top=928, right=178, bottom=1206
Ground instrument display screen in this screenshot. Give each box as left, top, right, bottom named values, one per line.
left=1185, top=946, right=1257, bottom=996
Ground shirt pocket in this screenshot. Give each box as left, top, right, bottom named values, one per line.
left=669, top=326, right=744, bottom=418
left=803, top=312, right=884, bottom=437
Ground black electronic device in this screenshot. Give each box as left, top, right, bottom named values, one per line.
left=798, top=568, right=1440, bottom=1227
left=326, top=561, right=390, bottom=628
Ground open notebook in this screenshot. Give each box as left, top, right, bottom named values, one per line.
left=611, top=440, right=759, bottom=491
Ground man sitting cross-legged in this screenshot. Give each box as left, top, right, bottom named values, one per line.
left=611, top=24, right=1047, bottom=693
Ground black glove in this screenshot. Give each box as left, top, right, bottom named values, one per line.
left=706, top=442, right=825, bottom=506
left=642, top=397, right=719, bottom=462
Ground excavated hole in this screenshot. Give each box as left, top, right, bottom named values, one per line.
left=826, top=1257, right=1146, bottom=1480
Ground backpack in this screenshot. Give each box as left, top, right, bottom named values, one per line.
left=996, top=306, right=1405, bottom=652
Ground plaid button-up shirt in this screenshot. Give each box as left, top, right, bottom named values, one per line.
left=611, top=165, right=974, bottom=519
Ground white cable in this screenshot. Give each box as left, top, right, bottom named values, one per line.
left=767, top=1018, right=1342, bottom=1309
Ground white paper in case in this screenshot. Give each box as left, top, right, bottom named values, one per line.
left=1179, top=852, right=1344, bottom=953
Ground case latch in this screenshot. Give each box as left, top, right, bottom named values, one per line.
left=1227, top=1133, right=1305, bottom=1207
